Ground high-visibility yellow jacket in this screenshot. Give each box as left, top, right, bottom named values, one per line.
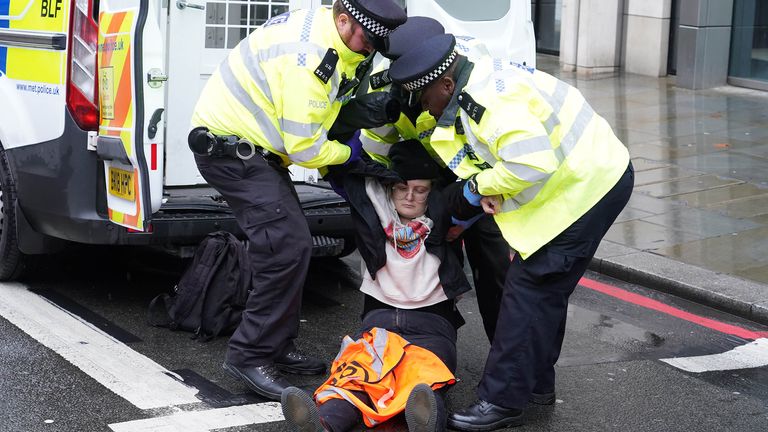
left=315, top=327, right=455, bottom=428
left=191, top=8, right=366, bottom=169
left=429, top=60, right=630, bottom=259
left=360, top=37, right=492, bottom=166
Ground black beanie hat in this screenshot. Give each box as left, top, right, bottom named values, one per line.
left=388, top=139, right=441, bottom=181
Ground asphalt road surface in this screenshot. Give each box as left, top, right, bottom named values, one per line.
left=1, top=245, right=766, bottom=431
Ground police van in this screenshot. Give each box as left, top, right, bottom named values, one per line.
left=0, top=0, right=533, bottom=280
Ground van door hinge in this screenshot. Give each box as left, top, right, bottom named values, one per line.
left=147, top=68, right=168, bottom=88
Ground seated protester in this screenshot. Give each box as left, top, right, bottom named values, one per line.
left=281, top=142, right=473, bottom=432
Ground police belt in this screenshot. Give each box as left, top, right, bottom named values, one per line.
left=188, top=127, right=283, bottom=164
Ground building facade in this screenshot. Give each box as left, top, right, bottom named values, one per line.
left=532, top=0, right=768, bottom=90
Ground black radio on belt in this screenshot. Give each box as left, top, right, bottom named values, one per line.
left=188, top=126, right=257, bottom=160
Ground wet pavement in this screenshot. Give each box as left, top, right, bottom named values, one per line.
left=535, top=54, right=768, bottom=324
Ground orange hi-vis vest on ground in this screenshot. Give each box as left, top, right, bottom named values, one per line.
left=315, top=327, right=455, bottom=427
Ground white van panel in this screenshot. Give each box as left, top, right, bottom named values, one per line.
left=406, top=0, right=536, bottom=67
left=0, top=75, right=65, bottom=148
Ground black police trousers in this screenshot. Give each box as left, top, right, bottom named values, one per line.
left=194, top=153, right=312, bottom=368
left=477, top=162, right=634, bottom=409
left=451, top=215, right=510, bottom=342
left=318, top=308, right=458, bottom=432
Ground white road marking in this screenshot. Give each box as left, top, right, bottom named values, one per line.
left=0, top=282, right=287, bottom=430
left=661, top=338, right=768, bottom=373
left=108, top=403, right=284, bottom=432
left=0, top=282, right=200, bottom=409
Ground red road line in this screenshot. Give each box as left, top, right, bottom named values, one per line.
left=579, top=277, right=768, bottom=341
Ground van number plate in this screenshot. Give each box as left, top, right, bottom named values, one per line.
left=109, top=167, right=134, bottom=200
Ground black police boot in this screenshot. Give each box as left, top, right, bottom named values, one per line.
left=275, top=351, right=327, bottom=375
left=281, top=386, right=327, bottom=432
left=405, top=383, right=437, bottom=432
left=447, top=400, right=524, bottom=431
left=222, top=362, right=290, bottom=401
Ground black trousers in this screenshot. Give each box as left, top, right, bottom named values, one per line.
left=459, top=216, right=510, bottom=342
left=318, top=308, right=458, bottom=432
left=478, top=162, right=634, bottom=408
left=194, top=154, right=312, bottom=367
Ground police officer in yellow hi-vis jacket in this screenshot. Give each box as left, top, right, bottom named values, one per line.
left=389, top=34, right=634, bottom=430
left=188, top=0, right=406, bottom=402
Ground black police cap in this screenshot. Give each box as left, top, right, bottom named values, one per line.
left=340, top=0, right=406, bottom=39
left=389, top=34, right=457, bottom=92
left=383, top=16, right=445, bottom=60
left=388, top=139, right=441, bottom=181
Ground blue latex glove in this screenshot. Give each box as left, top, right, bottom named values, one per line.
left=463, top=181, right=482, bottom=207
left=451, top=213, right=484, bottom=230
left=328, top=178, right=348, bottom=200
left=342, top=130, right=363, bottom=166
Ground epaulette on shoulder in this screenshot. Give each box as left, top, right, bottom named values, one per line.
left=457, top=92, right=485, bottom=123
left=314, top=48, right=339, bottom=84
left=369, top=70, right=392, bottom=90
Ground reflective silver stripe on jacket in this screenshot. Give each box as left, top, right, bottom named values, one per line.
left=218, top=59, right=286, bottom=152
left=497, top=135, right=552, bottom=160
left=458, top=111, right=496, bottom=168
left=501, top=182, right=545, bottom=212
left=240, top=41, right=272, bottom=103
left=289, top=132, right=329, bottom=163
left=371, top=328, right=389, bottom=377
left=360, top=132, right=393, bottom=157
left=282, top=118, right=324, bottom=138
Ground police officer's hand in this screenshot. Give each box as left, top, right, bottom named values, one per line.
left=342, top=130, right=363, bottom=165
left=481, top=195, right=502, bottom=215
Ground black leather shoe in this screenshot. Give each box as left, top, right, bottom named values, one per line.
left=222, top=362, right=290, bottom=401
left=281, top=386, right=327, bottom=432
left=529, top=391, right=556, bottom=405
left=275, top=351, right=326, bottom=375
left=405, top=383, right=437, bottom=432
left=448, top=400, right=524, bottom=431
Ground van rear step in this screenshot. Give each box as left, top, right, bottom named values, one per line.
left=312, top=235, right=344, bottom=257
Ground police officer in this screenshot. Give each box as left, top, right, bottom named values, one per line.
left=189, top=0, right=406, bottom=402
left=389, top=34, right=634, bottom=430
left=357, top=18, right=509, bottom=342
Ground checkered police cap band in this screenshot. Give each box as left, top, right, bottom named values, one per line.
left=402, top=50, right=457, bottom=92
left=341, top=0, right=393, bottom=38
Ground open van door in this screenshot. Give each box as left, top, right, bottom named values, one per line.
left=97, top=0, right=165, bottom=231
left=406, top=0, right=536, bottom=67
left=164, top=0, right=314, bottom=187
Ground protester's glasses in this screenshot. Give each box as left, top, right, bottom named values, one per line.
left=392, top=184, right=430, bottom=202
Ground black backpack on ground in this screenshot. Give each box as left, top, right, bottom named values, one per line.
left=148, top=231, right=251, bottom=341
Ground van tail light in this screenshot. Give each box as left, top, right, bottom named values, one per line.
left=67, top=0, right=99, bottom=130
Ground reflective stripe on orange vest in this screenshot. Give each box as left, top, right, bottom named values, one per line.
left=315, top=327, right=455, bottom=427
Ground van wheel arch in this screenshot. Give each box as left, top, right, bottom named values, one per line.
left=0, top=142, right=30, bottom=281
